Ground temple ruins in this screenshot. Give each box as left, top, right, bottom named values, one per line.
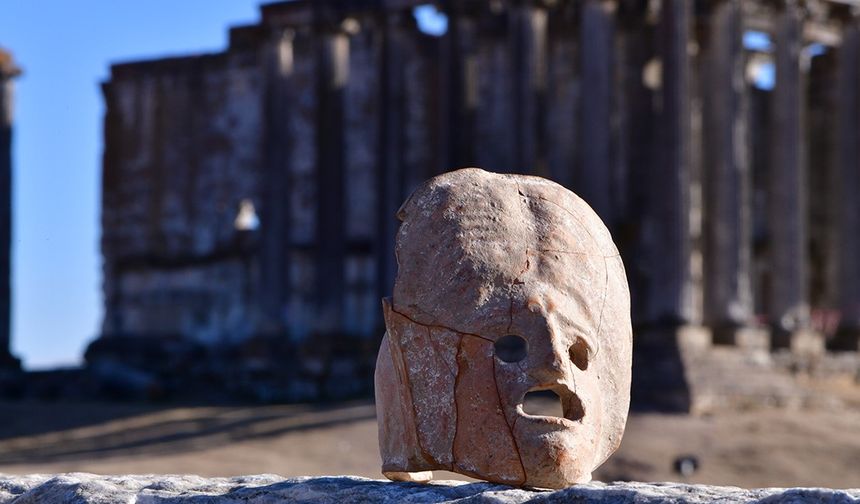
left=93, top=0, right=860, bottom=405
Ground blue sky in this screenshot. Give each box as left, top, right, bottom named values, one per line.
left=1, top=1, right=446, bottom=370
left=1, top=1, right=262, bottom=368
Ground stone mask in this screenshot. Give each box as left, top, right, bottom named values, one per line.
left=375, top=168, right=632, bottom=489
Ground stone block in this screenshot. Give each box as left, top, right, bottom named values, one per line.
left=0, top=474, right=858, bottom=503
left=713, top=326, right=770, bottom=351
left=789, top=329, right=825, bottom=359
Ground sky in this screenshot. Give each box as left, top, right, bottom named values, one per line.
left=0, top=1, right=264, bottom=369
left=0, top=2, right=447, bottom=370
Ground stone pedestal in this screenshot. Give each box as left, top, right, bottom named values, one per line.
left=631, top=324, right=710, bottom=412
left=1, top=474, right=858, bottom=503
left=712, top=326, right=770, bottom=351
left=772, top=328, right=825, bottom=358
left=829, top=329, right=860, bottom=352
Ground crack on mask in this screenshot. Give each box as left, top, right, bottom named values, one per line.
left=496, top=182, right=531, bottom=485
left=393, top=302, right=516, bottom=473
left=450, top=334, right=464, bottom=473
left=592, top=256, right=610, bottom=349
left=424, top=326, right=457, bottom=378
left=530, top=194, right=602, bottom=250
left=385, top=335, right=407, bottom=390
left=493, top=353, right=528, bottom=486
left=389, top=305, right=494, bottom=343
left=516, top=181, right=527, bottom=199
left=514, top=248, right=531, bottom=285
left=537, top=249, right=621, bottom=259
left=503, top=181, right=530, bottom=485
left=513, top=181, right=534, bottom=286
left=389, top=327, right=438, bottom=467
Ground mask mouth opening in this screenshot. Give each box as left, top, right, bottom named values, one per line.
left=521, top=387, right=585, bottom=422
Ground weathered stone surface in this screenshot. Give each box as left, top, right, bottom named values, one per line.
left=376, top=168, right=633, bottom=489
left=0, top=474, right=857, bottom=503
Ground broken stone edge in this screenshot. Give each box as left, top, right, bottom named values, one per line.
left=0, top=474, right=857, bottom=503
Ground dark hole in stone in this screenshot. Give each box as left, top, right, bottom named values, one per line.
left=569, top=338, right=590, bottom=371
left=494, top=335, right=528, bottom=363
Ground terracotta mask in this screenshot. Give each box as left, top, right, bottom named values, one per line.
left=375, top=168, right=632, bottom=489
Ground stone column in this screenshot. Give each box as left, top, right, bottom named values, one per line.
left=343, top=16, right=382, bottom=338
left=631, top=0, right=706, bottom=413
left=315, top=17, right=349, bottom=335
left=99, top=80, right=123, bottom=339
left=377, top=12, right=407, bottom=307
left=578, top=0, right=615, bottom=223
left=544, top=3, right=578, bottom=190
left=768, top=1, right=817, bottom=352
left=805, top=50, right=839, bottom=331
left=832, top=17, right=860, bottom=351
left=614, top=5, right=655, bottom=326
left=440, top=2, right=478, bottom=170
left=282, top=26, right=320, bottom=341
left=647, top=0, right=698, bottom=329
left=258, top=30, right=294, bottom=335
left=0, top=50, right=19, bottom=369
left=700, top=0, right=759, bottom=347
left=511, top=1, right=548, bottom=176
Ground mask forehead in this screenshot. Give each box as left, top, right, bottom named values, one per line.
left=393, top=170, right=615, bottom=335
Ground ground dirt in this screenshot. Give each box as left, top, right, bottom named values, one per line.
left=0, top=394, right=859, bottom=489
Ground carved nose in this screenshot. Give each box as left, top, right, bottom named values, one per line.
left=530, top=335, right=573, bottom=385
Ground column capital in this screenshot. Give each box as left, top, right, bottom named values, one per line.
left=0, top=49, right=21, bottom=81
left=830, top=2, right=860, bottom=26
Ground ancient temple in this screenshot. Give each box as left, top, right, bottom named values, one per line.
left=0, top=48, right=19, bottom=370
left=95, top=0, right=860, bottom=402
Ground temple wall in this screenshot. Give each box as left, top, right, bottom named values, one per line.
left=101, top=45, right=265, bottom=342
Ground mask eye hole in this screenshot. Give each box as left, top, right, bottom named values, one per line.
left=569, top=338, right=590, bottom=370
left=494, top=335, right=528, bottom=363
